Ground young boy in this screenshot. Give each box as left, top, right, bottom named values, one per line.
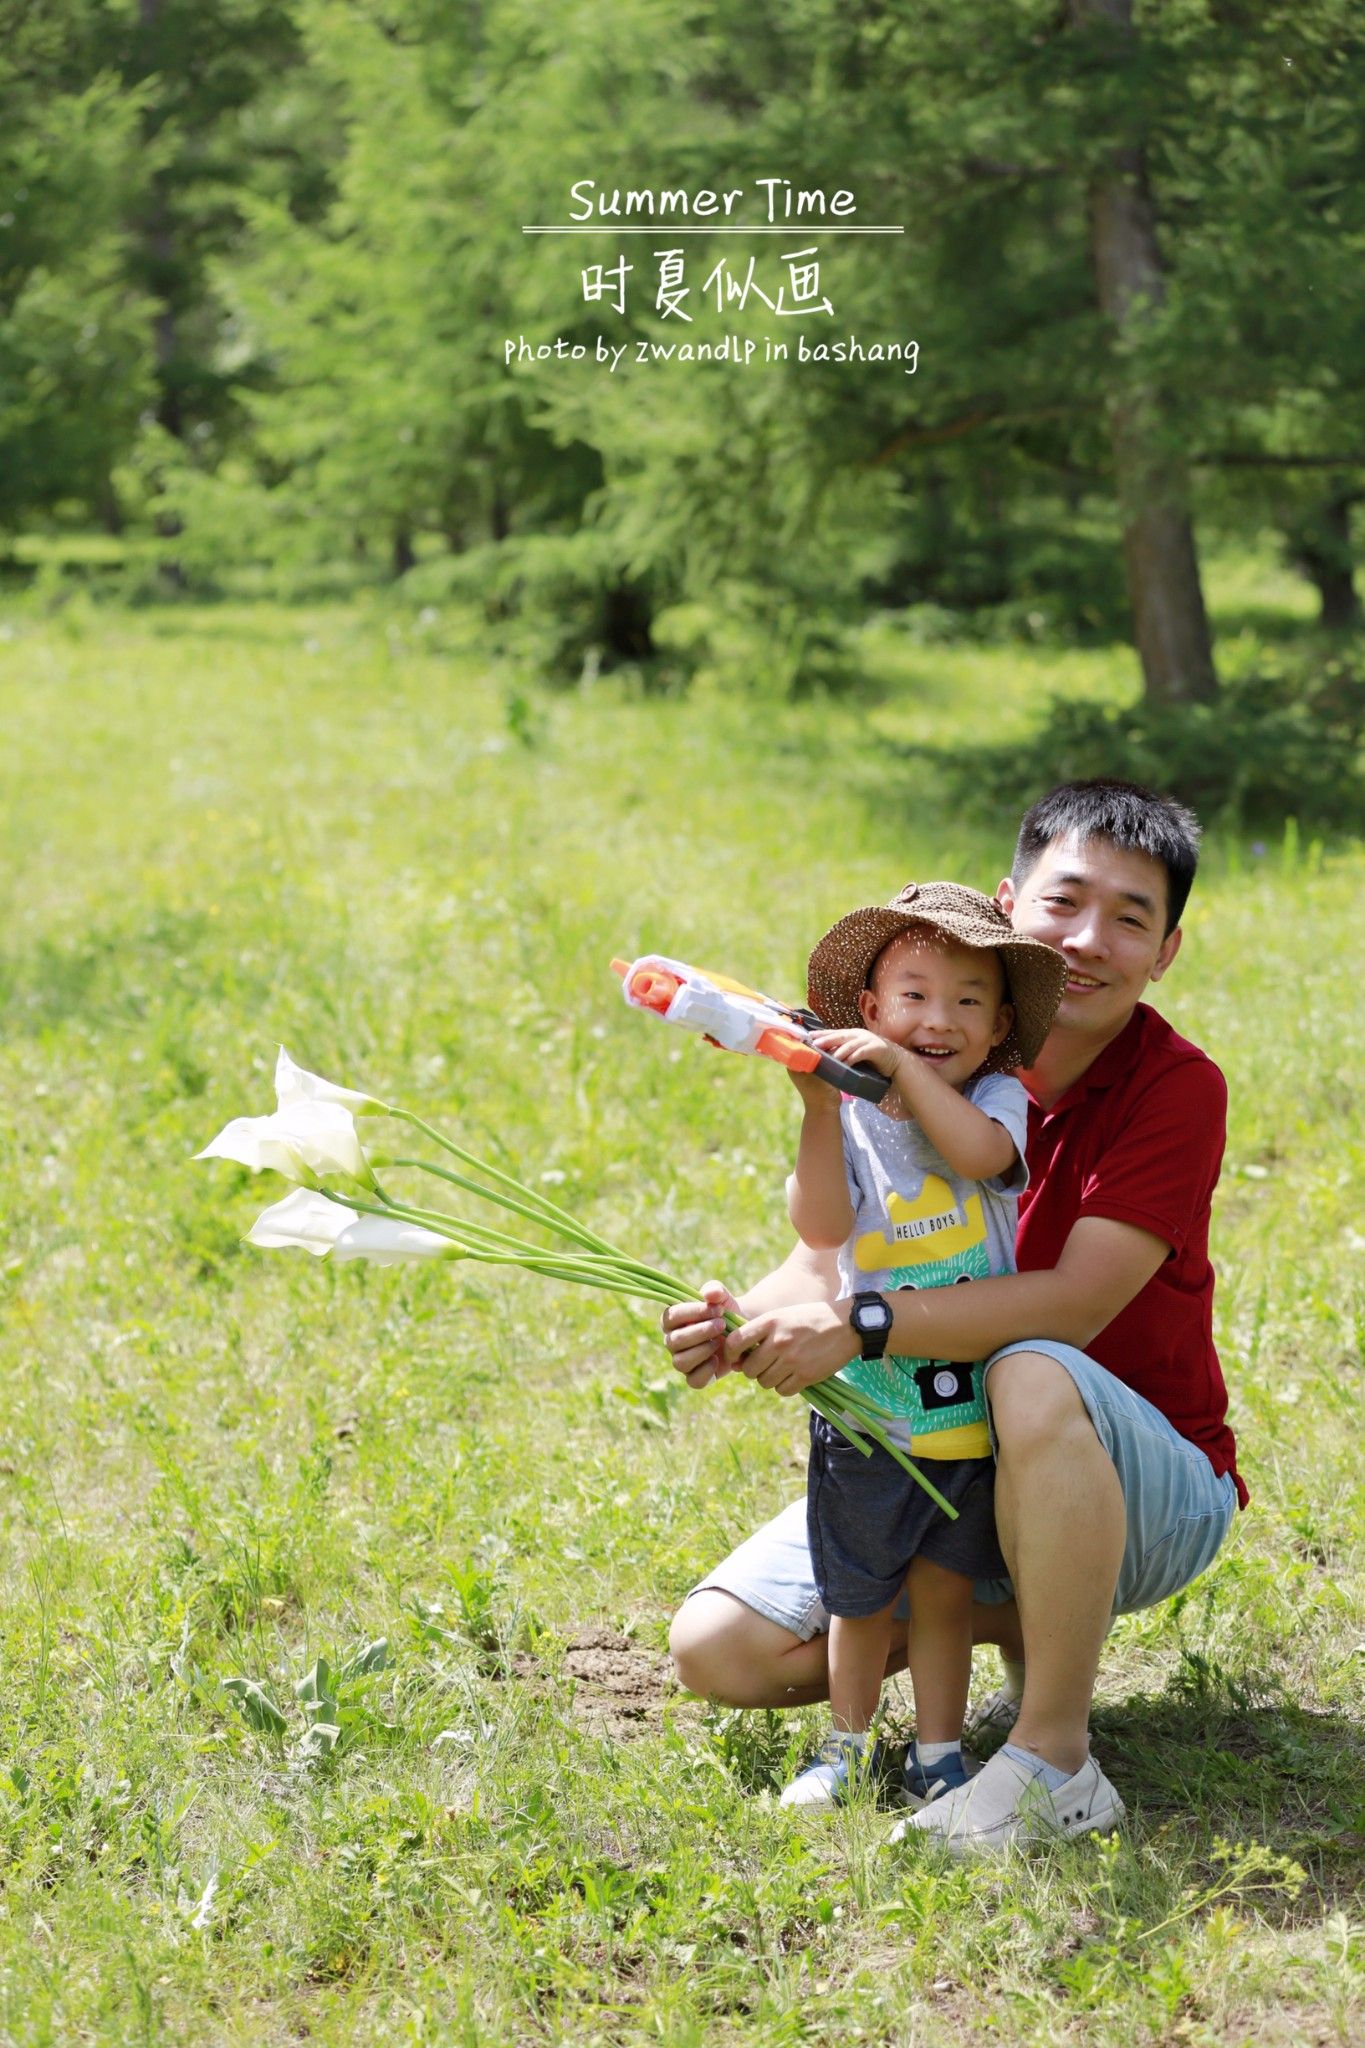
left=780, top=882, right=1068, bottom=1807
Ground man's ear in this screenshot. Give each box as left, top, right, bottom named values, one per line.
left=1149, top=925, right=1182, bottom=983
left=990, top=1002, right=1015, bottom=1049
left=996, top=877, right=1016, bottom=917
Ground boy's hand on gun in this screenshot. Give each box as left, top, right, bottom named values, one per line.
left=809, top=1027, right=905, bottom=1082
left=787, top=1028, right=904, bottom=1106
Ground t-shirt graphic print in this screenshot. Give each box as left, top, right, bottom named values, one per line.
left=834, top=1072, right=1030, bottom=1458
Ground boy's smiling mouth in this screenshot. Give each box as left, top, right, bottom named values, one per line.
left=911, top=1046, right=956, bottom=1060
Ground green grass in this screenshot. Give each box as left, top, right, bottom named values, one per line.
left=0, top=582, right=1361, bottom=2045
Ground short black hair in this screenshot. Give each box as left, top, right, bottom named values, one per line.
left=1013, top=779, right=1201, bottom=934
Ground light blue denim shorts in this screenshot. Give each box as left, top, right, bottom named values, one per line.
left=693, top=1339, right=1238, bottom=1640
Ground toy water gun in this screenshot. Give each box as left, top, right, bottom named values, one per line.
left=611, top=954, right=891, bottom=1103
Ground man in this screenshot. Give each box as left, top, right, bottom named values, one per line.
left=662, top=780, right=1245, bottom=1855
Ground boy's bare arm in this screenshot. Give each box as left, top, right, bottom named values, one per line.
left=787, top=1075, right=854, bottom=1249
left=812, top=1027, right=1017, bottom=1182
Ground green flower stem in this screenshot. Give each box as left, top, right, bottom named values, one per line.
left=708, top=1305, right=953, bottom=1509
left=388, top=1111, right=619, bottom=1255
left=805, top=1387, right=874, bottom=1458
left=386, top=1160, right=689, bottom=1294
left=338, top=1193, right=681, bottom=1303
left=369, top=1195, right=567, bottom=1260
left=367, top=1190, right=685, bottom=1298
left=355, top=1111, right=951, bottom=1511
left=380, top=1165, right=695, bottom=1296
left=385, top=1154, right=607, bottom=1256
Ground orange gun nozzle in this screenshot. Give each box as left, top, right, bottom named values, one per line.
left=623, top=964, right=683, bottom=1016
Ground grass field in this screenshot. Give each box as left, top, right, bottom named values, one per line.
left=0, top=572, right=1362, bottom=2045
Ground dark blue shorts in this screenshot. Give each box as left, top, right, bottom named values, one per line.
left=806, top=1411, right=1006, bottom=1618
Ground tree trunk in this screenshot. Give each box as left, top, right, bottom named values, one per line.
left=392, top=525, right=416, bottom=577
left=98, top=475, right=124, bottom=537
left=1287, top=489, right=1361, bottom=630
left=601, top=581, right=655, bottom=662
left=1070, top=0, right=1218, bottom=705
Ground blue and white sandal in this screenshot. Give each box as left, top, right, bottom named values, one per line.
left=779, top=1733, right=897, bottom=1809
left=903, top=1742, right=976, bottom=1804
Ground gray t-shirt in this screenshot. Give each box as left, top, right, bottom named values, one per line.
left=836, top=1072, right=1030, bottom=1455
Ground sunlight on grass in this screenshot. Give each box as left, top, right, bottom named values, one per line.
left=0, top=582, right=1360, bottom=2045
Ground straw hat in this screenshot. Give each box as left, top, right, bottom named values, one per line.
left=806, top=881, right=1069, bottom=1076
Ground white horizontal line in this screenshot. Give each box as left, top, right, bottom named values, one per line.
left=521, top=225, right=905, bottom=235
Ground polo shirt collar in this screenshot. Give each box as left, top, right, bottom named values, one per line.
left=1028, top=1004, right=1149, bottom=1119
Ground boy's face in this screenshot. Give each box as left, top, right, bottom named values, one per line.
left=858, top=929, right=1013, bottom=1089
left=998, top=831, right=1182, bottom=1045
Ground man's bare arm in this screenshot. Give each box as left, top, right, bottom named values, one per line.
left=739, top=1238, right=842, bottom=1317
left=883, top=1215, right=1169, bottom=1358
left=726, top=1216, right=1171, bottom=1396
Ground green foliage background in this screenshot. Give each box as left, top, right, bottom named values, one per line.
left=4, top=0, right=1365, bottom=730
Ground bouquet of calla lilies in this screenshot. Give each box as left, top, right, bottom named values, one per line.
left=197, top=1049, right=956, bottom=1517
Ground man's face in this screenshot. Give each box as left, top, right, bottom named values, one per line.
left=998, top=832, right=1182, bottom=1044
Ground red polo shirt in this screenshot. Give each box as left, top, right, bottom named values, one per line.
left=1016, top=1003, right=1246, bottom=1507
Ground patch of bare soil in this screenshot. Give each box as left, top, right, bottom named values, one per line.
left=561, top=1626, right=670, bottom=1741
left=1214, top=2007, right=1353, bottom=2047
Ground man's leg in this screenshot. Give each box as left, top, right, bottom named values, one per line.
left=970, top=1596, right=1024, bottom=1663
left=987, top=1350, right=1126, bottom=1774
left=669, top=1589, right=906, bottom=1708
left=671, top=1583, right=1020, bottom=1709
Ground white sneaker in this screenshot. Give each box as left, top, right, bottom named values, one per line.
left=887, top=1747, right=1124, bottom=1856
left=963, top=1685, right=1022, bottom=1744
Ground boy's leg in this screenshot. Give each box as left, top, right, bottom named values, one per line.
left=829, top=1605, right=899, bottom=1734
left=670, top=1497, right=1019, bottom=1709
left=905, top=1558, right=974, bottom=1745
left=670, top=1585, right=1022, bottom=1708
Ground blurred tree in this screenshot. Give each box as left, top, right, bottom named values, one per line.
left=1166, top=1, right=1365, bottom=634
left=0, top=0, right=153, bottom=535
left=204, top=0, right=601, bottom=584
left=10, top=0, right=1362, bottom=689
left=1283, top=488, right=1360, bottom=630
left=121, top=0, right=308, bottom=450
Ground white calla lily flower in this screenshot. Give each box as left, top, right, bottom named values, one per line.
left=246, top=1188, right=360, bottom=1255
left=245, top=1188, right=454, bottom=1265
left=330, top=1215, right=455, bottom=1265
left=274, top=1046, right=387, bottom=1116
left=197, top=1098, right=373, bottom=1186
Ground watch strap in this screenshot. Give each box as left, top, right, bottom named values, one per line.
left=851, top=1289, right=892, bottom=1362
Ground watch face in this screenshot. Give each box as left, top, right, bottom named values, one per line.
left=855, top=1297, right=893, bottom=1333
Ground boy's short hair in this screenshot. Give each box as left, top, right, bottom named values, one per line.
left=1013, top=779, right=1201, bottom=934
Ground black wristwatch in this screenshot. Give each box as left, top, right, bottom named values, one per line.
left=849, top=1290, right=894, bottom=1362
